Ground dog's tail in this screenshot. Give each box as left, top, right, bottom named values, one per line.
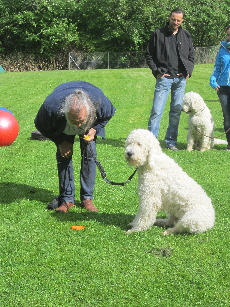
left=213, top=138, right=228, bottom=145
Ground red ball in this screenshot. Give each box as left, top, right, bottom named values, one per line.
left=0, top=110, right=19, bottom=146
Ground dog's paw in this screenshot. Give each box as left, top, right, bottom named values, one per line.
left=125, top=228, right=140, bottom=234
left=200, top=148, right=208, bottom=152
left=125, top=227, right=144, bottom=234
left=162, top=227, right=178, bottom=235
left=162, top=229, right=175, bottom=235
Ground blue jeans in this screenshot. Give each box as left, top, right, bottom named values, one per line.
left=218, top=86, right=230, bottom=144
left=56, top=137, right=97, bottom=203
left=148, top=77, right=186, bottom=146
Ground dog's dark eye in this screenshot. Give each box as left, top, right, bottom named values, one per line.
left=137, top=142, right=141, bottom=146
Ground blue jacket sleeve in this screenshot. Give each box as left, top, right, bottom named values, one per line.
left=80, top=83, right=116, bottom=138
left=92, top=98, right=116, bottom=137
left=210, top=49, right=221, bottom=89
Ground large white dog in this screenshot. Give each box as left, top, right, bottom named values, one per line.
left=182, top=91, right=227, bottom=151
left=124, top=129, right=215, bottom=235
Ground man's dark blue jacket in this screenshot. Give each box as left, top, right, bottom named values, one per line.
left=34, top=81, right=116, bottom=144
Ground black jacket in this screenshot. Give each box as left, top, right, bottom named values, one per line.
left=34, top=81, right=116, bottom=144
left=145, top=24, right=195, bottom=78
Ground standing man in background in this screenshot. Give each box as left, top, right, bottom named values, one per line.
left=145, top=8, right=195, bottom=151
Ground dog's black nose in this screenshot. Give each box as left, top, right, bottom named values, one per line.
left=126, top=151, right=133, bottom=157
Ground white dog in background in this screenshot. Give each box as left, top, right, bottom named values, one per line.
left=182, top=91, right=227, bottom=152
left=124, top=129, right=215, bottom=235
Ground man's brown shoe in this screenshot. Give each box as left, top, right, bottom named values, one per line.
left=80, top=199, right=98, bottom=212
left=55, top=202, right=74, bottom=213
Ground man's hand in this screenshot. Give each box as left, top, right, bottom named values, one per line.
left=176, top=73, right=190, bottom=79
left=83, top=128, right=96, bottom=142
left=59, top=141, right=73, bottom=158
left=157, top=73, right=170, bottom=78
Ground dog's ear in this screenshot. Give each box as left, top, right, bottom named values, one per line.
left=188, top=92, right=205, bottom=111
left=147, top=136, right=162, bottom=168
left=192, top=98, right=199, bottom=110
left=147, top=149, right=157, bottom=168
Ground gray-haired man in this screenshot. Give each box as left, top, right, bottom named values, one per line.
left=35, top=81, right=116, bottom=212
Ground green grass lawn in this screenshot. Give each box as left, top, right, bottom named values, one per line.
left=0, top=65, right=229, bottom=306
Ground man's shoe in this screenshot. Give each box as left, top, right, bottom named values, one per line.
left=225, top=145, right=230, bottom=151
left=47, top=197, right=60, bottom=210
left=80, top=199, right=98, bottom=212
left=167, top=145, right=179, bottom=151
left=55, top=202, right=74, bottom=213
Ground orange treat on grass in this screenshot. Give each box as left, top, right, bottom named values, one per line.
left=71, top=226, right=85, bottom=230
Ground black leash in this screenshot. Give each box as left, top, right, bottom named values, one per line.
left=194, top=126, right=230, bottom=139
left=88, top=142, right=137, bottom=186
left=188, top=106, right=230, bottom=138
left=94, top=158, right=137, bottom=186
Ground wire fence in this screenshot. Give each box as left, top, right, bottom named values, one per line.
left=0, top=46, right=220, bottom=72
left=68, top=51, right=148, bottom=70
left=68, top=46, right=220, bottom=70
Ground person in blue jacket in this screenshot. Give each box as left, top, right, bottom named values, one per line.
left=210, top=25, right=230, bottom=150
left=35, top=81, right=116, bottom=212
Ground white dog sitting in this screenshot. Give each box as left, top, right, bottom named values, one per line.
left=124, top=129, right=215, bottom=235
left=182, top=91, right=227, bottom=151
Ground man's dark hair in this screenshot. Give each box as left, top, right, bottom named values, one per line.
left=169, top=8, right=185, bottom=18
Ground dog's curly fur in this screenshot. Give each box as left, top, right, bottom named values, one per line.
left=182, top=91, right=227, bottom=151
left=124, top=129, right=215, bottom=235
